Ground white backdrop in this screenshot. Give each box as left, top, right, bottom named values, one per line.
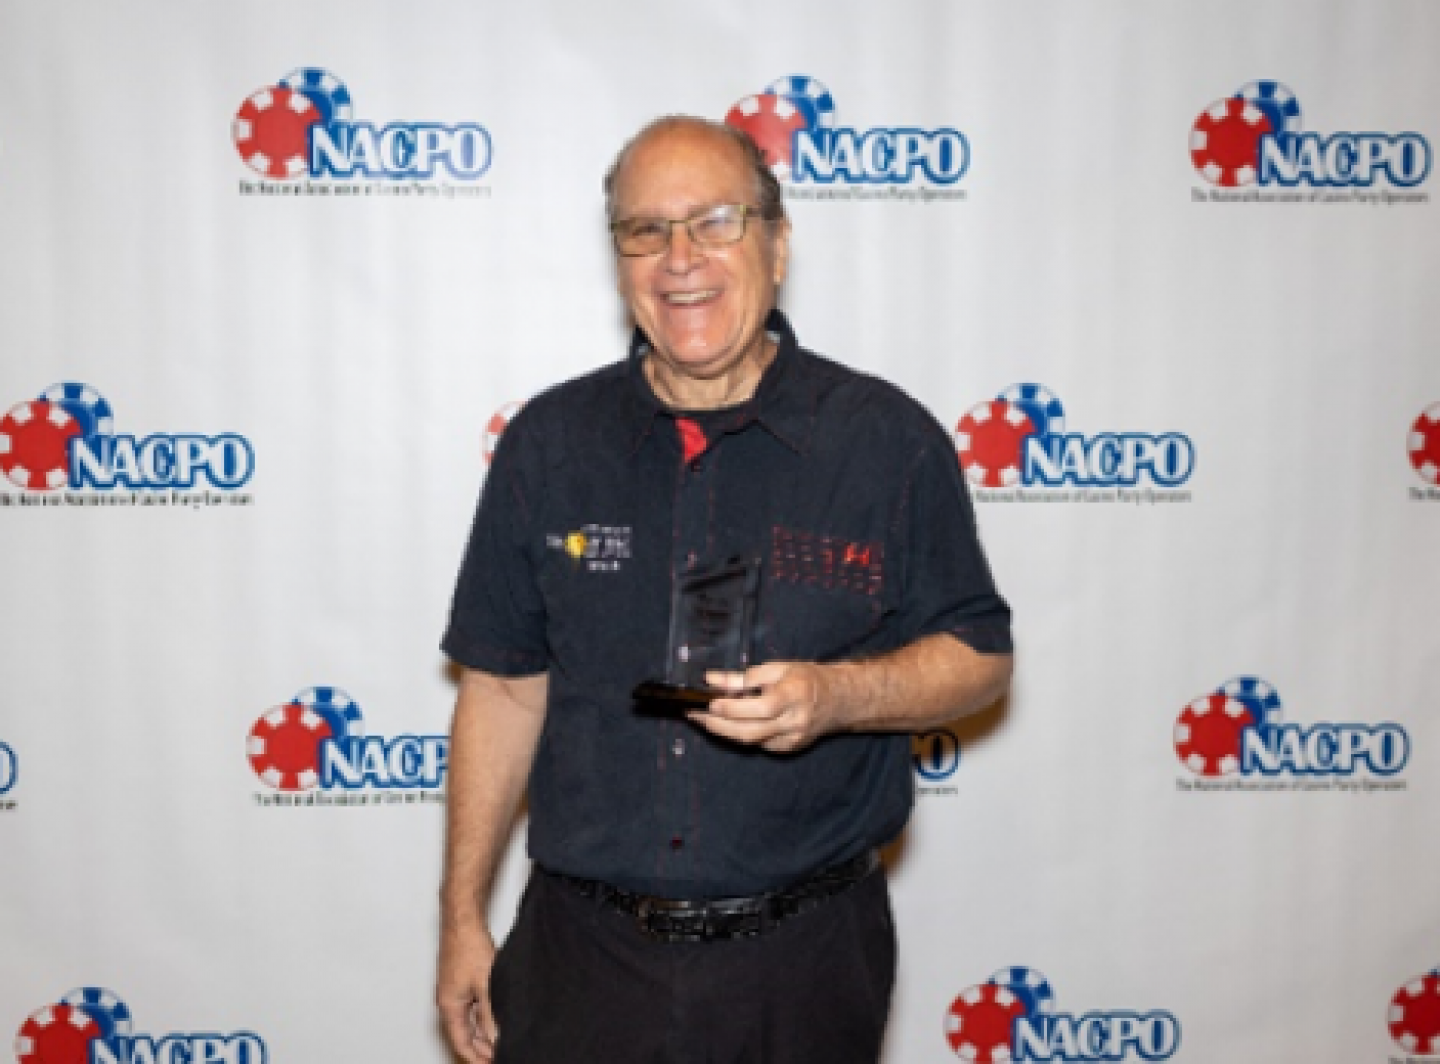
left=2, top=2, right=1438, bottom=1062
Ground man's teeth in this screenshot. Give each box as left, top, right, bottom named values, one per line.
left=664, top=290, right=718, bottom=305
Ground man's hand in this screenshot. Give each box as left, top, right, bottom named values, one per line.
left=437, top=921, right=500, bottom=1063
left=695, top=662, right=840, bottom=753
left=693, top=635, right=1012, bottom=752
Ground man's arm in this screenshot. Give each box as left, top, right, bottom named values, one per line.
left=437, top=667, right=548, bottom=1064
left=698, top=633, right=1011, bottom=754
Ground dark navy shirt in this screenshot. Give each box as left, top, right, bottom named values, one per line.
left=442, top=310, right=1010, bottom=897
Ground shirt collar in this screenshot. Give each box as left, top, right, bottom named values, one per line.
left=623, top=308, right=816, bottom=456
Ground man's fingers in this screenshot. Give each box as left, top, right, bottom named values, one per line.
left=693, top=662, right=828, bottom=752
left=437, top=947, right=498, bottom=1062
left=438, top=996, right=487, bottom=1063
left=705, top=692, right=782, bottom=720
left=703, top=719, right=806, bottom=754
left=691, top=708, right=802, bottom=751
left=692, top=710, right=766, bottom=744
left=437, top=923, right=499, bottom=1061
left=705, top=669, right=749, bottom=692
left=478, top=990, right=499, bottom=1049
left=707, top=663, right=788, bottom=691
left=704, top=665, right=795, bottom=719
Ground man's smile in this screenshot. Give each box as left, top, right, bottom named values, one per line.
left=660, top=289, right=722, bottom=306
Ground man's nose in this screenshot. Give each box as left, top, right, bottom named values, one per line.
left=661, top=221, right=704, bottom=272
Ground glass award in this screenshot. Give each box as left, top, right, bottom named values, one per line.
left=633, top=555, right=762, bottom=713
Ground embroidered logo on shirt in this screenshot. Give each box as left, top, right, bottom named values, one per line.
left=547, top=524, right=633, bottom=572
left=771, top=526, right=882, bottom=595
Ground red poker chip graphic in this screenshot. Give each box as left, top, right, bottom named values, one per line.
left=0, top=399, right=80, bottom=491
left=946, top=983, right=1027, bottom=1062
left=1174, top=693, right=1256, bottom=776
left=1408, top=403, right=1440, bottom=484
left=1190, top=96, right=1273, bottom=187
left=484, top=401, right=523, bottom=465
left=955, top=399, right=1035, bottom=488
left=233, top=85, right=320, bottom=179
left=14, top=1003, right=101, bottom=1064
left=725, top=93, right=808, bottom=179
left=248, top=702, right=335, bottom=791
left=1390, top=972, right=1440, bottom=1055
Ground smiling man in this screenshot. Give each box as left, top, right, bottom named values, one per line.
left=437, top=116, right=1012, bottom=1064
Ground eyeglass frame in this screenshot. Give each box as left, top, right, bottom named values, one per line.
left=609, top=203, right=776, bottom=257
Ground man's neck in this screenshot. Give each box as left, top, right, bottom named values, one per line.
left=645, top=338, right=776, bottom=412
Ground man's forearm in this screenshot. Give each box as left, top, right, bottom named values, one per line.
left=820, top=632, right=1012, bottom=734
left=440, top=669, right=548, bottom=928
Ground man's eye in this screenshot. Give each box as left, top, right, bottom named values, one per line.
left=627, top=220, right=668, bottom=241
left=692, top=216, right=731, bottom=240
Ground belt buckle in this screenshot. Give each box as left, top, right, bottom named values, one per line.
left=704, top=897, right=765, bottom=941
left=637, top=897, right=705, bottom=941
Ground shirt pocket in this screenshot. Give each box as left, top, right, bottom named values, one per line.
left=758, top=526, right=885, bottom=662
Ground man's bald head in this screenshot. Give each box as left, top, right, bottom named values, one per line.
left=603, top=116, right=785, bottom=226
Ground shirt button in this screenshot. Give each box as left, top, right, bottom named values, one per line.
left=670, top=836, right=684, bottom=851
left=672, top=738, right=685, bottom=757
left=689, top=458, right=704, bottom=474
left=685, top=551, right=698, bottom=569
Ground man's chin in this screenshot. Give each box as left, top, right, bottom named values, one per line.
left=651, top=343, right=739, bottom=380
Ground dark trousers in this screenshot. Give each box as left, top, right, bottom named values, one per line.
left=490, top=865, right=897, bottom=1064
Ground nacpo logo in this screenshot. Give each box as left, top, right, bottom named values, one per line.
left=247, top=687, right=447, bottom=801
left=1407, top=402, right=1440, bottom=497
left=483, top=401, right=524, bottom=466
left=913, top=728, right=962, bottom=782
left=945, top=967, right=1180, bottom=1062
left=1389, top=968, right=1440, bottom=1057
left=0, top=382, right=253, bottom=496
left=723, top=74, right=968, bottom=187
left=912, top=727, right=961, bottom=797
left=1173, top=676, right=1409, bottom=782
left=13, top=986, right=266, bottom=1063
left=1190, top=79, right=1430, bottom=189
left=956, top=384, right=1194, bottom=498
left=0, top=742, right=15, bottom=796
left=233, top=66, right=491, bottom=183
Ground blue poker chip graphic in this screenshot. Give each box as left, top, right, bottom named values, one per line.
left=765, top=74, right=836, bottom=133
left=293, top=686, right=364, bottom=741
left=988, top=966, right=1055, bottom=1016
left=281, top=67, right=353, bottom=126
left=39, top=382, right=114, bottom=442
left=61, top=987, right=132, bottom=1045
left=1234, top=80, right=1302, bottom=138
left=998, top=383, right=1065, bottom=438
left=1217, top=675, right=1283, bottom=732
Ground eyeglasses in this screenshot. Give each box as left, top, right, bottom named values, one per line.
left=611, top=203, right=767, bottom=257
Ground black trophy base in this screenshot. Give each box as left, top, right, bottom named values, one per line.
left=632, top=681, right=716, bottom=714
left=632, top=681, right=763, bottom=714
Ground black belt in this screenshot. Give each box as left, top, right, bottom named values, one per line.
left=548, top=850, right=881, bottom=943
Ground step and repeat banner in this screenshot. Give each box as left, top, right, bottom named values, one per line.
left=2, top=1, right=1438, bottom=1062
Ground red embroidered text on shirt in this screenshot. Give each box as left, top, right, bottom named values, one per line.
left=771, top=526, right=883, bottom=596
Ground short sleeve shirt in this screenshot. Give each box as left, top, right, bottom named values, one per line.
left=443, top=310, right=1010, bottom=897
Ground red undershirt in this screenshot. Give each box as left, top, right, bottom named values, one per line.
left=676, top=418, right=708, bottom=464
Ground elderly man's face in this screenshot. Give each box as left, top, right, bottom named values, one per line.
left=612, top=126, right=789, bottom=386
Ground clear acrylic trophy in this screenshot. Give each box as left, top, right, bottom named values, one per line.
left=633, top=555, right=762, bottom=712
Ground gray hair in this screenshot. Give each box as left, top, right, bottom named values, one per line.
left=603, top=115, right=786, bottom=226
